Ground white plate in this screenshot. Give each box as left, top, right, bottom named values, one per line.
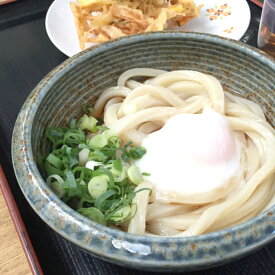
left=45, top=0, right=251, bottom=57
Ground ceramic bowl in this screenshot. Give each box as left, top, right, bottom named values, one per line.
left=12, top=32, right=275, bottom=272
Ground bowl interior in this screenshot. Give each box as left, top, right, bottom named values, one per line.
left=14, top=32, right=275, bottom=272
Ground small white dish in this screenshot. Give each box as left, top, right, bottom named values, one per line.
left=45, top=0, right=251, bottom=57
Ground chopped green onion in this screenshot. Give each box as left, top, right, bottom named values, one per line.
left=88, top=176, right=108, bottom=199
left=134, top=187, right=152, bottom=196
left=46, top=174, right=65, bottom=198
left=77, top=114, right=98, bottom=133
left=124, top=141, right=133, bottom=148
left=111, top=160, right=127, bottom=182
left=95, top=168, right=114, bottom=187
left=89, top=150, right=107, bottom=162
left=128, top=146, right=146, bottom=160
left=111, top=159, right=122, bottom=177
left=97, top=125, right=109, bottom=131
left=103, top=130, right=121, bottom=147
left=46, top=174, right=64, bottom=185
left=44, top=114, right=149, bottom=227
left=82, top=104, right=93, bottom=114
left=85, top=160, right=102, bottom=170
left=64, top=170, right=79, bottom=197
left=108, top=205, right=131, bottom=223
left=94, top=189, right=117, bottom=210
left=127, top=165, right=143, bottom=185
left=46, top=153, right=62, bottom=169
left=77, top=207, right=106, bottom=225
left=50, top=181, right=66, bottom=198
left=68, top=156, right=79, bottom=168
left=113, top=159, right=122, bottom=172
left=103, top=130, right=116, bottom=140
left=76, top=193, right=95, bottom=209
left=73, top=167, right=93, bottom=180
left=70, top=119, right=77, bottom=129
left=64, top=129, right=86, bottom=146
left=89, top=134, right=108, bottom=149
left=142, top=172, right=151, bottom=176
left=78, top=143, right=89, bottom=149
left=79, top=148, right=90, bottom=166
left=45, top=161, right=63, bottom=176
left=45, top=127, right=66, bottom=148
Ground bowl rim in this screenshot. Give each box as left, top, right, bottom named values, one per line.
left=12, top=31, right=275, bottom=271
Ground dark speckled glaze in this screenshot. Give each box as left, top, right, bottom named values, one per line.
left=12, top=32, right=275, bottom=272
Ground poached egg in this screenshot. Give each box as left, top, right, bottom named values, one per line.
left=135, top=110, right=241, bottom=204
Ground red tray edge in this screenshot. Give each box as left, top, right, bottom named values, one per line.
left=0, top=0, right=17, bottom=5
left=0, top=166, right=43, bottom=275
left=250, top=0, right=263, bottom=7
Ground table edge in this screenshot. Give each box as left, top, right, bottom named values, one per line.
left=0, top=166, right=43, bottom=275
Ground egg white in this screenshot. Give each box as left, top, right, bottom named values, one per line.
left=136, top=110, right=241, bottom=204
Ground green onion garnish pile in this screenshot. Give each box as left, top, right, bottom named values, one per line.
left=44, top=114, right=148, bottom=226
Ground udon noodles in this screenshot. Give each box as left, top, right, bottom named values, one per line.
left=92, top=69, right=275, bottom=237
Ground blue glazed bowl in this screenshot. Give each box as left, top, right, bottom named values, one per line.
left=12, top=32, right=275, bottom=272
